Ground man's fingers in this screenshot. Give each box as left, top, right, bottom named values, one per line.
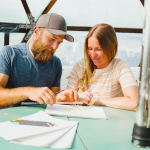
left=49, top=98, right=54, bottom=106
left=37, top=97, right=45, bottom=104
left=40, top=88, right=55, bottom=105
left=41, top=94, right=50, bottom=104
left=46, top=88, right=56, bottom=104
left=47, top=88, right=55, bottom=98
left=44, top=91, right=54, bottom=103
left=28, top=87, right=56, bottom=106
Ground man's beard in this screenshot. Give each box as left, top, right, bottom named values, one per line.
left=31, top=36, right=55, bottom=63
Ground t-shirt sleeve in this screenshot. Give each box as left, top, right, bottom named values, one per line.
left=0, top=46, right=11, bottom=76
left=117, top=60, right=137, bottom=90
left=51, top=59, right=62, bottom=87
left=67, top=60, right=84, bottom=91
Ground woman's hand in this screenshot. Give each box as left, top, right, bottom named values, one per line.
left=56, top=89, right=78, bottom=102
left=79, top=91, right=93, bottom=105
left=88, top=98, right=101, bottom=106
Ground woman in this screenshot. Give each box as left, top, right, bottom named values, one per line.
left=67, top=24, right=138, bottom=111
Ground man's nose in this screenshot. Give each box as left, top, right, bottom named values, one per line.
left=51, top=42, right=59, bottom=50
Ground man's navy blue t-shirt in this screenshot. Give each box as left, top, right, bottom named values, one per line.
left=0, top=43, right=62, bottom=106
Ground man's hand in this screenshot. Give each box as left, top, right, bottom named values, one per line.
left=56, top=89, right=78, bottom=102
left=79, top=91, right=93, bottom=105
left=27, top=87, right=56, bottom=106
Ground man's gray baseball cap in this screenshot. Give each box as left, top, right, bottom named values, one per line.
left=36, top=13, right=74, bottom=42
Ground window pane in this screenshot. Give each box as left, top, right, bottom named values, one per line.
left=9, top=33, right=25, bottom=45
left=0, top=0, right=50, bottom=23
left=0, top=33, right=4, bottom=49
left=116, top=33, right=142, bottom=67
left=50, top=0, right=144, bottom=28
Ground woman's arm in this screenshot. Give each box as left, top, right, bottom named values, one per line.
left=90, top=86, right=138, bottom=111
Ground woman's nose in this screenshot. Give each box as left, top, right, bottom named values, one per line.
left=91, top=50, right=96, bottom=57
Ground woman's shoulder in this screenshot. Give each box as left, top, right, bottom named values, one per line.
left=112, top=58, right=130, bottom=68
left=70, top=59, right=85, bottom=77
left=73, top=59, right=85, bottom=69
left=78, top=58, right=85, bottom=65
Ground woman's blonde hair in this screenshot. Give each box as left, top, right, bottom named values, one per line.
left=80, top=24, right=118, bottom=91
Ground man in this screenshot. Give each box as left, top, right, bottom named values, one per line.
left=0, top=13, right=78, bottom=108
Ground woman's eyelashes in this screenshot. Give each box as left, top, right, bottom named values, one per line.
left=88, top=47, right=101, bottom=51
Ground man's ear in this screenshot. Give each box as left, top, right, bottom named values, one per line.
left=34, top=26, right=40, bottom=38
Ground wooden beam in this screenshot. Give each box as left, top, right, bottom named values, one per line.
left=21, top=0, right=36, bottom=43
left=4, top=33, right=9, bottom=46
left=42, top=0, right=57, bottom=14
left=114, top=28, right=142, bottom=33
left=20, top=0, right=57, bottom=43
left=21, top=0, right=31, bottom=15
left=67, top=26, right=143, bottom=33
left=34, top=0, right=57, bottom=22
left=0, top=23, right=143, bottom=34
left=67, top=26, right=92, bottom=31
left=140, top=0, right=145, bottom=6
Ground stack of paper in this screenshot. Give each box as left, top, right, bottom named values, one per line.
left=0, top=111, right=78, bottom=148
left=45, top=104, right=107, bottom=119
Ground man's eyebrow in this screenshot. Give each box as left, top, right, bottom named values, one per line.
left=52, top=35, right=57, bottom=39
left=50, top=35, right=63, bottom=43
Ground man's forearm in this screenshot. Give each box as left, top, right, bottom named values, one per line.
left=0, top=87, right=30, bottom=107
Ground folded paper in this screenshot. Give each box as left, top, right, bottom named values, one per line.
left=0, top=111, right=78, bottom=148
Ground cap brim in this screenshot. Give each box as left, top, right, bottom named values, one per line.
left=45, top=28, right=74, bottom=42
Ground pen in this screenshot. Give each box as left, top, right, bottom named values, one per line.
left=54, top=89, right=65, bottom=95
left=80, top=79, right=93, bottom=102
left=81, top=79, right=88, bottom=91
left=10, top=119, right=57, bottom=127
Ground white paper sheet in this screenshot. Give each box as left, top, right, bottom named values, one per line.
left=45, top=104, right=107, bottom=119
left=49, top=124, right=78, bottom=148
left=0, top=111, right=78, bottom=148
